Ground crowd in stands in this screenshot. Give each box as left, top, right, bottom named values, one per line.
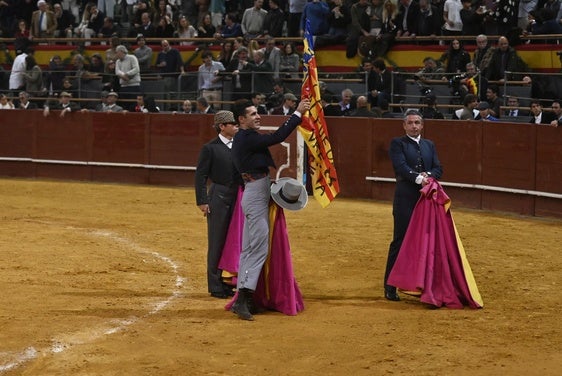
left=0, top=0, right=561, bottom=123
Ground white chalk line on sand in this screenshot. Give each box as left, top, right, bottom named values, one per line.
left=0, top=225, right=186, bottom=373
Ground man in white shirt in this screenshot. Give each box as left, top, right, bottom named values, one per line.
left=442, top=0, right=463, bottom=36
left=198, top=51, right=225, bottom=109
left=9, top=50, right=29, bottom=92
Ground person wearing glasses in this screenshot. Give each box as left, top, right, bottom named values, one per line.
left=384, top=109, right=443, bottom=301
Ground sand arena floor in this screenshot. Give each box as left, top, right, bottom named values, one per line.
left=0, top=178, right=561, bottom=376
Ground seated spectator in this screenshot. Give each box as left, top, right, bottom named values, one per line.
left=85, top=4, right=105, bottom=42
left=0, top=93, right=15, bottom=109
left=266, top=77, right=293, bottom=110
left=378, top=98, right=396, bottom=118
left=132, top=11, right=156, bottom=38
left=370, top=58, right=392, bottom=107
left=101, top=91, right=124, bottom=112
left=217, top=40, right=235, bottom=68
left=504, top=96, right=529, bottom=117
left=43, top=91, right=81, bottom=117
left=173, top=99, right=193, bottom=114
left=214, top=12, right=243, bottom=39
left=93, top=90, right=109, bottom=111
left=60, top=77, right=78, bottom=97
left=89, top=53, right=105, bottom=74
left=98, top=16, right=118, bottom=38
left=243, top=50, right=275, bottom=99
left=526, top=8, right=562, bottom=41
left=485, top=36, right=532, bottom=83
left=196, top=12, right=216, bottom=44
left=438, top=39, right=471, bottom=79
left=338, top=88, right=355, bottom=116
left=251, top=92, right=268, bottom=115
left=53, top=3, right=75, bottom=38
left=196, top=96, right=215, bottom=114
left=452, top=93, right=478, bottom=120
left=485, top=84, right=502, bottom=118
left=279, top=42, right=300, bottom=79
left=549, top=100, right=562, bottom=127
left=175, top=15, right=197, bottom=45
left=414, top=57, right=445, bottom=82
left=135, top=95, right=160, bottom=113
left=350, top=95, right=380, bottom=117
left=102, top=59, right=120, bottom=92
left=155, top=15, right=175, bottom=38
left=45, top=55, right=66, bottom=95
left=16, top=91, right=38, bottom=109
left=529, top=99, right=552, bottom=124
left=271, top=93, right=298, bottom=115
left=420, top=92, right=444, bottom=119
left=476, top=101, right=498, bottom=121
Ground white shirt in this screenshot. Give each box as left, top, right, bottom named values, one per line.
left=218, top=134, right=232, bottom=149
left=9, top=53, right=27, bottom=90
left=443, top=0, right=463, bottom=31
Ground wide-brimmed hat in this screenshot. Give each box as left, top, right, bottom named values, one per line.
left=270, top=178, right=308, bottom=211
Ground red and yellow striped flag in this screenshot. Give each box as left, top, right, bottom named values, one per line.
left=299, top=21, right=340, bottom=207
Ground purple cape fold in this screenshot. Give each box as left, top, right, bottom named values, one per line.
left=218, top=187, right=244, bottom=285
left=388, top=179, right=483, bottom=309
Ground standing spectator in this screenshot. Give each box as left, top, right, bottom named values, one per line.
left=175, top=15, right=197, bottom=44
left=347, top=0, right=374, bottom=58
left=279, top=42, right=300, bottom=78
left=485, top=36, right=532, bottom=83
left=315, top=0, right=351, bottom=48
left=263, top=0, right=285, bottom=37
left=438, top=39, right=471, bottom=77
left=459, top=0, right=484, bottom=37
left=227, top=46, right=252, bottom=100
left=97, top=0, right=116, bottom=19
left=300, top=0, right=330, bottom=37
left=45, top=54, right=65, bottom=95
left=194, top=110, right=241, bottom=299
left=396, top=0, right=421, bottom=37
left=243, top=50, right=275, bottom=98
left=198, top=50, right=225, bottom=107
left=53, top=3, right=75, bottom=38
left=9, top=48, right=29, bottom=93
left=270, top=92, right=298, bottom=115
left=442, top=0, right=462, bottom=36
left=370, top=58, right=392, bottom=107
left=209, top=0, right=226, bottom=28
left=115, top=44, right=141, bottom=111
left=30, top=0, right=58, bottom=39
left=485, top=84, right=501, bottom=118
left=416, top=0, right=442, bottom=38
left=229, top=97, right=311, bottom=321
left=24, top=54, right=44, bottom=97
left=15, top=91, right=38, bottom=109
left=288, top=0, right=307, bottom=37
left=156, top=39, right=183, bottom=104
left=241, top=0, right=267, bottom=39
left=214, top=12, right=243, bottom=38
left=14, top=19, right=31, bottom=55
left=217, top=40, right=235, bottom=67
left=473, top=34, right=495, bottom=76
left=261, top=37, right=281, bottom=79
left=134, top=34, right=153, bottom=74
left=384, top=109, right=442, bottom=301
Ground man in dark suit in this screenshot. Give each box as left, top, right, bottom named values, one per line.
left=30, top=0, right=57, bottom=39
left=384, top=109, right=443, bottom=301
left=370, top=58, right=392, bottom=108
left=270, top=93, right=297, bottom=115
left=16, top=91, right=38, bottom=110
left=529, top=99, right=554, bottom=125
left=195, top=111, right=242, bottom=299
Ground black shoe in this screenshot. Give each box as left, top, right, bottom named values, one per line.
left=223, top=287, right=236, bottom=297
left=210, top=291, right=230, bottom=299
left=231, top=288, right=254, bottom=321
left=385, top=289, right=400, bottom=301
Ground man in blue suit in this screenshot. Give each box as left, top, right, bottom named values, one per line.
left=384, top=109, right=443, bottom=301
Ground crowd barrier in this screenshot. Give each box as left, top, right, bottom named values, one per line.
left=0, top=110, right=560, bottom=218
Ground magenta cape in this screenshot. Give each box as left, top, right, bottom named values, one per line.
left=218, top=187, right=244, bottom=286
left=387, top=179, right=483, bottom=309
left=221, top=192, right=304, bottom=316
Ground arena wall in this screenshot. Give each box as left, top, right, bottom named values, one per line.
left=0, top=111, right=560, bottom=218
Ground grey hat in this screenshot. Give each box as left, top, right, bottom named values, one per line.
left=214, top=110, right=236, bottom=125
left=107, top=91, right=118, bottom=97
left=270, top=178, right=308, bottom=211
left=60, top=91, right=72, bottom=97
left=476, top=101, right=490, bottom=110
left=284, top=93, right=298, bottom=101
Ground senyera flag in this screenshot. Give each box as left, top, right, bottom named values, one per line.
left=299, top=20, right=340, bottom=208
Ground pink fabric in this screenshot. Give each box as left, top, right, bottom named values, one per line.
left=388, top=179, right=482, bottom=309
left=217, top=187, right=244, bottom=285
left=225, top=203, right=305, bottom=316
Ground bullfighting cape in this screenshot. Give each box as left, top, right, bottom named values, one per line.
left=221, top=188, right=304, bottom=315
left=388, top=179, right=483, bottom=309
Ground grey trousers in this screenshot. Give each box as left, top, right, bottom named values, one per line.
left=238, top=176, right=271, bottom=291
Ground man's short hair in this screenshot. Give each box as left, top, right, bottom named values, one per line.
left=463, top=93, right=478, bottom=107
left=197, top=96, right=208, bottom=107
left=201, top=51, right=214, bottom=59
left=115, top=45, right=128, bottom=54
left=403, top=109, right=423, bottom=119
left=233, top=99, right=253, bottom=119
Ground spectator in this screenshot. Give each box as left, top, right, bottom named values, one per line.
left=415, top=57, right=445, bottom=82
left=196, top=12, right=216, bottom=41
left=485, top=36, right=532, bottom=83
left=75, top=2, right=94, bottom=40
left=347, top=0, right=374, bottom=58
left=60, top=77, right=78, bottom=97
left=243, top=49, right=275, bottom=98
left=251, top=92, right=268, bottom=114
left=155, top=14, right=175, bottom=38
left=115, top=44, right=142, bottom=111
left=23, top=54, right=44, bottom=97
left=198, top=50, right=225, bottom=107
left=369, top=0, right=399, bottom=58
left=53, top=3, right=75, bottom=38
left=102, top=58, right=120, bottom=92
left=460, top=0, right=484, bottom=37
left=350, top=95, right=380, bottom=117
left=271, top=92, right=298, bottom=115
left=89, top=53, right=105, bottom=74
left=504, top=96, right=528, bottom=117
left=396, top=0, right=421, bottom=37
left=338, top=88, right=354, bottom=116
left=9, top=48, right=30, bottom=93
left=529, top=99, right=552, bottom=124
left=300, top=0, right=331, bottom=37
left=0, top=93, right=15, bottom=109
left=485, top=84, right=501, bottom=118
left=156, top=39, right=183, bottom=103
left=476, top=101, right=498, bottom=121
left=288, top=0, right=307, bottom=37
left=266, top=77, right=293, bottom=110
left=173, top=99, right=193, bottom=114
left=85, top=3, right=105, bottom=39
left=43, top=91, right=81, bottom=117
left=30, top=0, right=57, bottom=39
left=134, top=34, right=153, bottom=74
left=315, top=0, right=351, bottom=48
left=135, top=94, right=160, bottom=112
left=93, top=90, right=109, bottom=111
left=458, top=62, right=486, bottom=101
left=420, top=92, right=445, bottom=119
left=217, top=40, right=235, bottom=68
left=196, top=96, right=216, bottom=114
left=175, top=15, right=197, bottom=44
left=473, top=34, right=495, bottom=76
left=442, top=0, right=463, bottom=36
left=526, top=8, right=562, bottom=40
left=133, top=11, right=156, bottom=38
left=279, top=42, right=300, bottom=78
left=154, top=0, right=174, bottom=26
left=241, top=0, right=267, bottom=39
left=416, top=0, right=442, bottom=39
left=14, top=19, right=31, bottom=55
left=16, top=91, right=38, bottom=109
left=263, top=0, right=285, bottom=37
left=227, top=46, right=252, bottom=101
left=452, top=93, right=478, bottom=120
left=214, top=12, right=243, bottom=39
left=261, top=37, right=281, bottom=79
left=438, top=39, right=471, bottom=78
left=209, top=0, right=225, bottom=28
left=101, top=91, right=124, bottom=112
left=549, top=100, right=562, bottom=127
left=518, top=0, right=538, bottom=31
left=370, top=58, right=392, bottom=108
left=378, top=98, right=395, bottom=117
left=45, top=54, right=65, bottom=95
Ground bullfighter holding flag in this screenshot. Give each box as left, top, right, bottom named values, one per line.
left=300, top=20, right=340, bottom=208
